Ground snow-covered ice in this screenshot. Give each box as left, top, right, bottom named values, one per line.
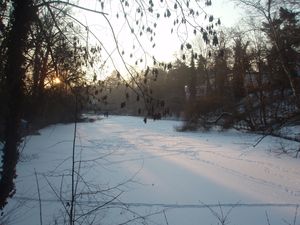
left=2, top=116, right=300, bottom=225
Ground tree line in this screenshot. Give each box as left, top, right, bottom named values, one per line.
left=88, top=0, right=300, bottom=133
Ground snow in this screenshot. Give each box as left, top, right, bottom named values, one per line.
left=2, top=116, right=300, bottom=225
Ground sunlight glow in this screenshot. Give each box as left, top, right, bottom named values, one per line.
left=53, top=77, right=61, bottom=84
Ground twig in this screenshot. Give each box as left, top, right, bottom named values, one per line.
left=293, top=205, right=298, bottom=225
left=253, top=132, right=270, bottom=147
left=282, top=205, right=298, bottom=225
left=43, top=175, right=70, bottom=218
left=265, top=211, right=271, bottom=225
left=163, top=209, right=169, bottom=225
left=34, top=169, right=43, bottom=225
left=70, top=93, right=78, bottom=225
left=200, top=200, right=239, bottom=225
left=75, top=191, right=123, bottom=221
left=59, top=174, right=64, bottom=200
left=36, top=1, right=108, bottom=16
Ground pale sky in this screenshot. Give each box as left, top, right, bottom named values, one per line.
left=73, top=0, right=242, bottom=79
left=153, top=0, right=242, bottom=62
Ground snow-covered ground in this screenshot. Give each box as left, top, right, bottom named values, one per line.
left=2, top=116, right=300, bottom=225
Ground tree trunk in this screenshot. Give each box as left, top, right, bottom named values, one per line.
left=0, top=0, right=34, bottom=210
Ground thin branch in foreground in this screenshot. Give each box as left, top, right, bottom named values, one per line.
left=265, top=211, right=271, bottom=225
left=70, top=93, right=78, bottom=225
left=75, top=191, right=124, bottom=222
left=163, top=209, right=169, bottom=225
left=34, top=169, right=43, bottom=225
left=43, top=175, right=70, bottom=218
left=283, top=205, right=299, bottom=225
left=200, top=200, right=239, bottom=225
left=36, top=1, right=108, bottom=16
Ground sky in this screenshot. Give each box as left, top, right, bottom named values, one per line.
left=153, top=0, right=242, bottom=61
left=73, top=0, right=243, bottom=79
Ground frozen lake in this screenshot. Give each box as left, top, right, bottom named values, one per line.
left=3, top=116, right=300, bottom=225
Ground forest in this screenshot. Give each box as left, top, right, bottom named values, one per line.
left=88, top=2, right=300, bottom=133
left=0, top=0, right=299, bottom=224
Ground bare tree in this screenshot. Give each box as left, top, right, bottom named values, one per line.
left=234, top=0, right=300, bottom=105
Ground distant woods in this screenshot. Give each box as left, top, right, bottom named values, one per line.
left=87, top=0, right=300, bottom=132
left=177, top=0, right=300, bottom=132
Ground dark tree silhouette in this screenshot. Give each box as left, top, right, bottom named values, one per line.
left=0, top=0, right=35, bottom=209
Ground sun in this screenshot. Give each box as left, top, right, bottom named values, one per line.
left=53, top=77, right=61, bottom=84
